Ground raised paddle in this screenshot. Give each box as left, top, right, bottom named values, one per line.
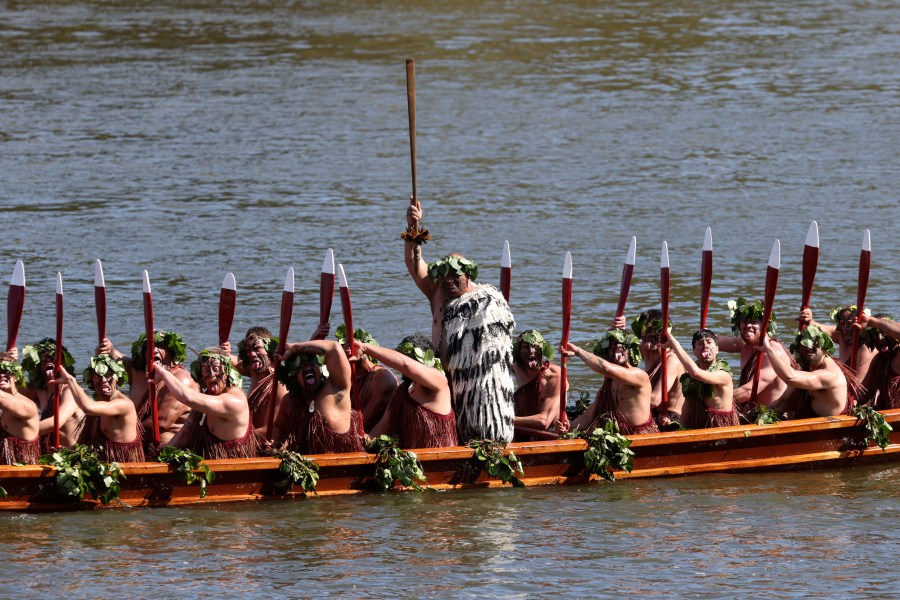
left=500, top=240, right=511, bottom=304
left=850, top=229, right=871, bottom=373
left=219, top=273, right=236, bottom=346
left=559, top=251, right=572, bottom=427
left=660, top=242, right=670, bottom=414
left=52, top=272, right=64, bottom=449
left=615, top=236, right=637, bottom=320
left=6, top=261, right=25, bottom=351
left=700, top=228, right=712, bottom=329
left=337, top=264, right=363, bottom=425
left=320, top=249, right=335, bottom=331
left=266, top=267, right=294, bottom=439
left=799, top=221, right=819, bottom=332
left=142, top=270, right=160, bottom=445
left=94, top=260, right=106, bottom=343
left=749, top=240, right=781, bottom=406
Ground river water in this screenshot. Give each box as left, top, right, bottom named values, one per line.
left=1, top=0, right=898, bottom=596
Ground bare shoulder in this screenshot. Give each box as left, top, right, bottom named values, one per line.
left=542, top=362, right=562, bottom=383
left=172, top=366, right=197, bottom=387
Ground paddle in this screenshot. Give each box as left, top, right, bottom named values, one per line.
left=219, top=273, right=236, bottom=347
left=615, top=237, right=637, bottom=321
left=850, top=229, right=871, bottom=373
left=337, top=264, right=364, bottom=426
left=660, top=242, right=670, bottom=414
left=266, top=268, right=294, bottom=440
left=320, top=249, right=335, bottom=332
left=700, top=228, right=712, bottom=329
left=749, top=240, right=780, bottom=405
left=559, top=251, right=572, bottom=428
left=6, top=261, right=25, bottom=351
left=500, top=240, right=511, bottom=304
left=142, top=271, right=160, bottom=445
left=799, top=221, right=819, bottom=332
left=52, top=272, right=63, bottom=449
left=94, top=260, right=106, bottom=343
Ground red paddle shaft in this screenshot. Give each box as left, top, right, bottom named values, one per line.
left=850, top=231, right=871, bottom=373
left=143, top=280, right=160, bottom=445
left=6, top=261, right=25, bottom=351
left=616, top=237, right=637, bottom=320
left=750, top=242, right=780, bottom=405
left=219, top=273, right=236, bottom=346
left=337, top=265, right=362, bottom=422
left=799, top=222, right=819, bottom=332
left=660, top=243, right=670, bottom=413
left=500, top=241, right=511, bottom=304
left=95, top=260, right=106, bottom=343
left=559, top=253, right=572, bottom=426
left=700, top=228, right=712, bottom=330
left=53, top=275, right=63, bottom=449
left=320, top=249, right=335, bottom=329
left=266, top=270, right=294, bottom=439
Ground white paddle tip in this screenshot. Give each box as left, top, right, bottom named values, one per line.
left=862, top=229, right=871, bottom=252
left=703, top=227, right=713, bottom=251
left=284, top=267, right=294, bottom=293
left=11, top=260, right=25, bottom=287
left=563, top=251, right=572, bottom=279
left=94, top=259, right=105, bottom=288
left=501, top=241, right=511, bottom=268
left=322, top=248, right=335, bottom=275
left=626, top=236, right=637, bottom=266
left=142, top=270, right=151, bottom=294
left=805, top=221, right=819, bottom=248
left=55, top=272, right=63, bottom=295
left=768, top=240, right=781, bottom=269
left=222, top=272, right=236, bottom=291
left=337, top=264, right=349, bottom=288
left=661, top=241, right=669, bottom=269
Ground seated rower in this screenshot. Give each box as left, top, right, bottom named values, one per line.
left=763, top=326, right=860, bottom=418
left=662, top=330, right=738, bottom=429
left=558, top=329, right=656, bottom=435
left=0, top=353, right=40, bottom=465
left=158, top=348, right=256, bottom=459
left=797, top=305, right=876, bottom=380
left=362, top=334, right=458, bottom=449
left=512, top=330, right=565, bottom=441
left=19, top=339, right=83, bottom=452
left=57, top=355, right=145, bottom=463
left=336, top=325, right=399, bottom=432
left=273, top=340, right=363, bottom=454
left=234, top=327, right=289, bottom=433
left=627, top=311, right=685, bottom=430
left=856, top=314, right=900, bottom=410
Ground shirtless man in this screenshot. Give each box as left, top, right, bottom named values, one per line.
left=405, top=204, right=516, bottom=443
left=558, top=329, right=656, bottom=436
left=662, top=330, right=738, bottom=429
left=273, top=340, right=363, bottom=454
left=20, top=339, right=83, bottom=452
left=234, top=327, right=288, bottom=433
left=363, top=334, right=458, bottom=449
left=763, top=326, right=853, bottom=418
left=856, top=314, right=900, bottom=409
left=511, top=330, right=565, bottom=441
left=57, top=354, right=144, bottom=463
left=158, top=348, right=256, bottom=459
left=797, top=305, right=876, bottom=381
left=99, top=331, right=195, bottom=451
left=0, top=353, right=40, bottom=465
left=336, top=325, right=398, bottom=431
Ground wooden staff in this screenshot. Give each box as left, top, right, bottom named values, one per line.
left=337, top=264, right=363, bottom=428
left=750, top=240, right=781, bottom=405
left=700, top=228, right=712, bottom=329
left=406, top=58, right=417, bottom=212
left=6, top=261, right=25, bottom=351
left=850, top=229, right=871, bottom=373
left=94, top=260, right=106, bottom=343
left=142, top=271, right=160, bottom=444
left=219, top=273, right=236, bottom=347
left=320, top=249, right=335, bottom=330
left=799, top=221, right=819, bottom=332
left=500, top=240, right=511, bottom=304
left=559, top=252, right=573, bottom=427
left=615, top=237, right=637, bottom=320
left=660, top=242, right=670, bottom=414
left=52, top=273, right=63, bottom=449
left=266, top=268, right=294, bottom=439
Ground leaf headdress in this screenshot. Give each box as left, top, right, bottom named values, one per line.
left=335, top=325, right=379, bottom=364
left=829, top=304, right=870, bottom=324
left=21, top=338, right=76, bottom=389
left=0, top=360, right=25, bottom=387
left=82, top=354, right=129, bottom=390
left=190, top=349, right=243, bottom=391
left=396, top=341, right=443, bottom=372
left=592, top=329, right=641, bottom=367
left=279, top=352, right=329, bottom=397
left=131, top=330, right=187, bottom=369
left=789, top=325, right=836, bottom=362
left=237, top=334, right=278, bottom=364
left=426, top=255, right=478, bottom=283
left=513, top=330, right=554, bottom=362
left=727, top=297, right=776, bottom=336
left=631, top=313, right=671, bottom=339
left=860, top=315, right=896, bottom=350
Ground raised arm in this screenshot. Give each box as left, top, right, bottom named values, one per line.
left=151, top=366, right=242, bottom=420
left=0, top=390, right=39, bottom=421
left=55, top=370, right=130, bottom=418
left=797, top=308, right=836, bottom=339
left=357, top=343, right=446, bottom=392
left=37, top=386, right=80, bottom=436
left=858, top=314, right=900, bottom=342
left=283, top=340, right=352, bottom=392
left=404, top=204, right=438, bottom=298
left=760, top=337, right=834, bottom=391
left=662, top=336, right=731, bottom=386
left=565, top=342, right=648, bottom=388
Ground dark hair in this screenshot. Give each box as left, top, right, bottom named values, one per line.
left=398, top=334, right=434, bottom=352
left=691, top=329, right=718, bottom=347
left=244, top=326, right=272, bottom=339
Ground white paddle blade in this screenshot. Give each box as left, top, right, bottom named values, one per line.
left=861, top=229, right=871, bottom=252
left=322, top=248, right=335, bottom=275
left=768, top=240, right=781, bottom=270
left=337, top=264, right=349, bottom=289
left=805, top=221, right=819, bottom=249
left=10, top=261, right=25, bottom=287
left=661, top=241, right=669, bottom=269
left=94, top=259, right=105, bottom=288
left=703, top=227, right=713, bottom=251
left=142, top=270, right=151, bottom=294
left=55, top=272, right=63, bottom=295
left=626, top=236, right=637, bottom=266
left=562, top=252, right=572, bottom=279
left=283, top=267, right=294, bottom=293
left=222, top=272, right=236, bottom=291
left=501, top=241, right=511, bottom=268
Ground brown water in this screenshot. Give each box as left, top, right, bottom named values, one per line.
left=1, top=0, right=899, bottom=596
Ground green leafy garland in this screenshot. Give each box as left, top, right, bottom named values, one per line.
left=592, top=329, right=641, bottom=367
left=746, top=404, right=781, bottom=425
left=574, top=391, right=592, bottom=417
left=131, top=330, right=188, bottom=370
left=38, top=445, right=125, bottom=504
left=189, top=350, right=243, bottom=390
left=271, top=449, right=319, bottom=494
left=396, top=341, right=443, bottom=372
left=514, top=329, right=555, bottom=362
left=364, top=434, right=428, bottom=491
left=237, top=335, right=279, bottom=364
left=82, top=354, right=129, bottom=390
left=851, top=405, right=892, bottom=452
left=156, top=446, right=215, bottom=498
left=630, top=314, right=671, bottom=339
left=860, top=315, right=895, bottom=351
left=21, top=339, right=76, bottom=389
left=467, top=439, right=525, bottom=487
left=335, top=324, right=379, bottom=364
left=581, top=420, right=635, bottom=482
left=789, top=326, right=836, bottom=363
left=727, top=297, right=777, bottom=336
left=427, top=255, right=478, bottom=283
left=829, top=304, right=869, bottom=324
left=680, top=359, right=733, bottom=400
left=279, top=352, right=329, bottom=397
left=0, top=360, right=25, bottom=387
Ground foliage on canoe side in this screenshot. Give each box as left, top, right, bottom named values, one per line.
left=0, top=484, right=7, bottom=498
left=851, top=405, right=892, bottom=451
left=468, top=439, right=524, bottom=487
left=157, top=446, right=215, bottom=498
left=581, top=420, right=634, bottom=482
left=38, top=445, right=125, bottom=504
left=365, top=435, right=427, bottom=492
left=747, top=404, right=781, bottom=426
left=271, top=449, right=319, bottom=495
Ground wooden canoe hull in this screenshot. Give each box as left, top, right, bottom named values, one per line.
left=3, top=409, right=900, bottom=511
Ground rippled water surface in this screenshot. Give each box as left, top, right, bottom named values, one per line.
left=1, top=0, right=899, bottom=596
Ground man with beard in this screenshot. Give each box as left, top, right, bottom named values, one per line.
left=19, top=339, right=83, bottom=452
left=511, top=330, right=565, bottom=441
left=856, top=314, right=900, bottom=409
left=99, top=331, right=195, bottom=451
left=362, top=334, right=458, bottom=449
left=57, top=355, right=144, bottom=463
left=273, top=339, right=363, bottom=454
left=661, top=330, right=738, bottom=429
left=336, top=325, right=398, bottom=432
left=557, top=329, right=656, bottom=436
left=404, top=204, right=516, bottom=443
left=797, top=305, right=876, bottom=381
left=157, top=348, right=255, bottom=459
left=0, top=352, right=40, bottom=465
left=234, top=327, right=288, bottom=433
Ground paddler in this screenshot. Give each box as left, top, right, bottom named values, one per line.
left=57, top=354, right=145, bottom=463
left=231, top=326, right=288, bottom=434
left=404, top=204, right=516, bottom=443
left=797, top=305, right=876, bottom=380
left=661, top=330, right=738, bottom=429
left=511, top=330, right=566, bottom=441
left=362, top=334, right=458, bottom=448
left=855, top=313, right=900, bottom=409
left=335, top=325, right=398, bottom=432
left=557, top=329, right=657, bottom=435
left=0, top=352, right=40, bottom=465
left=157, top=348, right=256, bottom=458
left=273, top=340, right=363, bottom=454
